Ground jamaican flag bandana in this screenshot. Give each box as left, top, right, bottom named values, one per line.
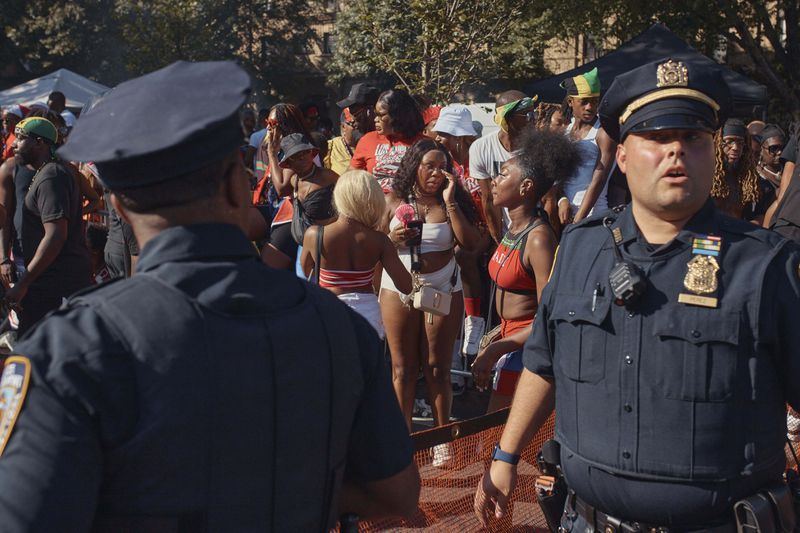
left=494, top=95, right=538, bottom=132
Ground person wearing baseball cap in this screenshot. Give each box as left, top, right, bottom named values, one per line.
left=0, top=60, right=418, bottom=531
left=337, top=82, right=379, bottom=136
left=4, top=115, right=91, bottom=333
left=325, top=108, right=360, bottom=175
left=476, top=58, right=800, bottom=531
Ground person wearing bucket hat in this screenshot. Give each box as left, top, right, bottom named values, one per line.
left=3, top=115, right=91, bottom=334
left=476, top=58, right=800, bottom=531
left=432, top=104, right=490, bottom=358
left=268, top=132, right=337, bottom=247
left=559, top=66, right=617, bottom=225
left=0, top=61, right=418, bottom=531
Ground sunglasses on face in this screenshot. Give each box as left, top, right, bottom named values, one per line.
left=722, top=139, right=744, bottom=148
left=766, top=144, right=784, bottom=155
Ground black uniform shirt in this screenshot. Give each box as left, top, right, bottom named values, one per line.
left=524, top=201, right=800, bottom=526
left=0, top=223, right=412, bottom=532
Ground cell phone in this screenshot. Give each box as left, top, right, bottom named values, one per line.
left=405, top=220, right=423, bottom=247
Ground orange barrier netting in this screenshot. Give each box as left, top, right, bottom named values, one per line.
left=358, top=408, right=555, bottom=532
left=345, top=408, right=800, bottom=532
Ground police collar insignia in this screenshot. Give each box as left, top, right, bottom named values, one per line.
left=679, top=235, right=721, bottom=308
left=0, top=356, right=31, bottom=456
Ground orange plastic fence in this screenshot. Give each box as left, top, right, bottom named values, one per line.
left=359, top=408, right=555, bottom=532
left=346, top=408, right=800, bottom=532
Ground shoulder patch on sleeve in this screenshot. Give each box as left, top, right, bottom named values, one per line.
left=0, top=356, right=31, bottom=456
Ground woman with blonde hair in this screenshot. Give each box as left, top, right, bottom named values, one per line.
left=301, top=170, right=411, bottom=338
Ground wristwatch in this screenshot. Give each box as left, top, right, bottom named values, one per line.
left=492, top=443, right=520, bottom=465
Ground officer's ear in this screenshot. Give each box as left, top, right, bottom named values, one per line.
left=616, top=142, right=627, bottom=175
left=221, top=153, right=249, bottom=210
left=109, top=194, right=132, bottom=226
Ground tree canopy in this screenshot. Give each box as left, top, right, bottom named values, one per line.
left=330, top=0, right=551, bottom=103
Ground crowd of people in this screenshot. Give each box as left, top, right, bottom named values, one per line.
left=0, top=56, right=800, bottom=530
left=0, top=69, right=798, bottom=428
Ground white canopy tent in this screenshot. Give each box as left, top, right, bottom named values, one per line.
left=0, top=68, right=109, bottom=109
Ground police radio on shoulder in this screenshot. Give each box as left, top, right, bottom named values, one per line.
left=604, top=216, right=646, bottom=306
left=492, top=444, right=520, bottom=465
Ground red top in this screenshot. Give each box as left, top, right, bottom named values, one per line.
left=488, top=229, right=536, bottom=294
left=351, top=131, right=424, bottom=193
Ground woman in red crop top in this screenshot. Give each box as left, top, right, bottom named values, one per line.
left=301, top=170, right=411, bottom=338
left=471, top=130, right=581, bottom=413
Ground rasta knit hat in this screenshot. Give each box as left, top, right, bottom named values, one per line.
left=15, top=117, right=58, bottom=144
left=561, top=67, right=601, bottom=97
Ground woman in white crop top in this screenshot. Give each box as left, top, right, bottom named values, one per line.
left=380, top=139, right=482, bottom=433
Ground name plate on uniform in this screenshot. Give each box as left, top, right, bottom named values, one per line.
left=678, top=293, right=718, bottom=308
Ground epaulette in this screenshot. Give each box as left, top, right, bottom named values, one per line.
left=562, top=204, right=627, bottom=236
left=62, top=276, right=127, bottom=306
left=719, top=214, right=787, bottom=248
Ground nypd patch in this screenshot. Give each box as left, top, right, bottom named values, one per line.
left=0, top=356, right=31, bottom=456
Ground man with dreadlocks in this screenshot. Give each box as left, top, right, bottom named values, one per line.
left=5, top=117, right=90, bottom=334
left=710, top=118, right=761, bottom=221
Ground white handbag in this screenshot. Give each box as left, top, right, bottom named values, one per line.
left=413, top=285, right=452, bottom=316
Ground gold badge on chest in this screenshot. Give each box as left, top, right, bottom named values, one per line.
left=683, top=255, right=719, bottom=294
left=678, top=234, right=721, bottom=308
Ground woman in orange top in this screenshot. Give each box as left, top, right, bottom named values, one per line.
left=471, top=129, right=580, bottom=413
left=350, top=89, right=425, bottom=194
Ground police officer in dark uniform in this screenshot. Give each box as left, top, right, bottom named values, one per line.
left=0, top=61, right=419, bottom=531
left=474, top=58, right=800, bottom=531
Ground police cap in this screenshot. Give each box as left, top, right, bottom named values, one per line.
left=598, top=58, right=732, bottom=143
left=58, top=61, right=251, bottom=189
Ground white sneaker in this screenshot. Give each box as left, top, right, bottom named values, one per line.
left=413, top=399, right=432, bottom=418
left=461, top=315, right=485, bottom=356
left=432, top=443, right=453, bottom=467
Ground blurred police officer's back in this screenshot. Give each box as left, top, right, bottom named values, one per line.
left=0, top=61, right=419, bottom=532
left=475, top=58, right=800, bottom=530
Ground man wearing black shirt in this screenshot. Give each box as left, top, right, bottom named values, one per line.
left=6, top=117, right=90, bottom=334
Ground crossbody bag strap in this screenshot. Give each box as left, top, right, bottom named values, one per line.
left=315, top=225, right=324, bottom=284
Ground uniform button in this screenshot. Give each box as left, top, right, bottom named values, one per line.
left=624, top=404, right=632, bottom=412
left=625, top=354, right=633, bottom=365
left=568, top=310, right=576, bottom=316
left=691, top=330, right=701, bottom=338
left=627, top=312, right=634, bottom=318
left=622, top=451, right=631, bottom=459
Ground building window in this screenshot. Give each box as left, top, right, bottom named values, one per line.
left=323, top=33, right=336, bottom=55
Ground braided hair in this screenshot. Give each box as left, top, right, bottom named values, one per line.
left=711, top=129, right=760, bottom=205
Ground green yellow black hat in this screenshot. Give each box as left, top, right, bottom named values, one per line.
left=14, top=117, right=58, bottom=144
left=561, top=67, right=601, bottom=98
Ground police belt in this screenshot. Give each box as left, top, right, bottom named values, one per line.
left=572, top=496, right=737, bottom=533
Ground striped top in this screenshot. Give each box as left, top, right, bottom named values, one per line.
left=318, top=268, right=375, bottom=291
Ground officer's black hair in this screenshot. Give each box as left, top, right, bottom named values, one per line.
left=514, top=129, right=581, bottom=198
left=112, top=149, right=238, bottom=213
left=377, top=89, right=425, bottom=140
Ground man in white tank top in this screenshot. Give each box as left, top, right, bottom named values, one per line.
left=558, top=67, right=617, bottom=224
